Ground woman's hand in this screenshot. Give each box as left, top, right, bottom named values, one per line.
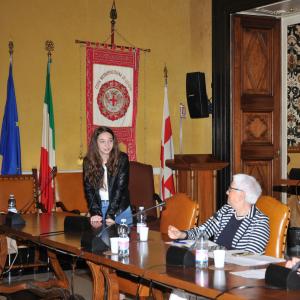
left=168, top=225, right=186, bottom=239
left=285, top=257, right=300, bottom=270
left=90, top=215, right=102, bottom=228
left=105, top=218, right=115, bottom=226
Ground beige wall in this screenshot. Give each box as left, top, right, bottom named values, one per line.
left=0, top=0, right=212, bottom=172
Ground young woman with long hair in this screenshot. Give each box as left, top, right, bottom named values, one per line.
left=83, top=126, right=132, bottom=226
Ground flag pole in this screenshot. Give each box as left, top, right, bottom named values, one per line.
left=179, top=103, right=186, bottom=154
left=45, top=40, right=54, bottom=62
left=110, top=0, right=117, bottom=45
left=164, top=64, right=168, bottom=86
left=8, top=41, right=13, bottom=62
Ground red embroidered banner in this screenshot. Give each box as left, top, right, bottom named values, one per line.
left=86, top=46, right=140, bottom=160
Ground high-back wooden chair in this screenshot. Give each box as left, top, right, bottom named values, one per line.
left=129, top=161, right=160, bottom=218
left=256, top=195, right=290, bottom=258
left=55, top=171, right=88, bottom=214
left=0, top=170, right=49, bottom=270
left=160, top=193, right=199, bottom=234
left=129, top=161, right=161, bottom=230
left=0, top=169, right=38, bottom=213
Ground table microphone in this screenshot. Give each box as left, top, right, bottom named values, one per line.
left=81, top=223, right=117, bottom=252
left=19, top=167, right=57, bottom=214
left=265, top=263, right=300, bottom=290
left=82, top=201, right=167, bottom=252
left=133, top=200, right=166, bottom=218
left=64, top=188, right=98, bottom=233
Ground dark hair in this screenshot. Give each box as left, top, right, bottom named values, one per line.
left=83, top=126, right=120, bottom=188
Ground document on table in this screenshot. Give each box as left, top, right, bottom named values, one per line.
left=166, top=240, right=195, bottom=248
left=167, top=240, right=218, bottom=249
left=230, top=269, right=267, bottom=279
left=207, top=250, right=285, bottom=267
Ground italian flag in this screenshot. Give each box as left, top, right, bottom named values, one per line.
left=39, top=59, right=55, bottom=213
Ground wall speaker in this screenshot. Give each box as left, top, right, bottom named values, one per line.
left=186, top=72, right=209, bottom=118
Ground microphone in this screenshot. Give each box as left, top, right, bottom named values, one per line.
left=5, top=168, right=57, bottom=227
left=19, top=167, right=57, bottom=214
left=64, top=187, right=98, bottom=233
left=265, top=263, right=300, bottom=290
left=81, top=223, right=118, bottom=252
left=5, top=195, right=26, bottom=227
left=133, top=200, right=166, bottom=218
left=81, top=201, right=167, bottom=252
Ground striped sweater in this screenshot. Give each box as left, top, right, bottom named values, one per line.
left=185, top=204, right=270, bottom=254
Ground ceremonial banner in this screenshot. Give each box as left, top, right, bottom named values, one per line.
left=86, top=46, right=140, bottom=160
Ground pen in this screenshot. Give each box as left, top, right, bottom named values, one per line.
left=232, top=251, right=252, bottom=256
left=174, top=240, right=187, bottom=244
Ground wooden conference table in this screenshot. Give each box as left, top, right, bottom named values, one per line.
left=0, top=212, right=299, bottom=300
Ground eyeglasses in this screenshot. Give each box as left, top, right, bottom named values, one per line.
left=227, top=186, right=244, bottom=192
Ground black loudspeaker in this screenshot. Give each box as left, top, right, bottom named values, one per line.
left=186, top=72, right=209, bottom=118
left=81, top=224, right=118, bottom=253
left=5, top=212, right=25, bottom=227
left=166, top=246, right=195, bottom=267
left=81, top=231, right=110, bottom=253
left=289, top=168, right=300, bottom=180
left=265, top=264, right=300, bottom=290
left=64, top=216, right=91, bottom=232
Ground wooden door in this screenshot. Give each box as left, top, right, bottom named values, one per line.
left=232, top=15, right=281, bottom=195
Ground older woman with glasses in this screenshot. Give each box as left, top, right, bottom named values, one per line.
left=168, top=174, right=270, bottom=254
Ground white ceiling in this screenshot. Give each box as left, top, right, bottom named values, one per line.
left=240, top=0, right=300, bottom=17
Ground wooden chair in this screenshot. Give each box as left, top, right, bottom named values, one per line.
left=0, top=170, right=48, bottom=271
left=0, top=169, right=39, bottom=213
left=0, top=234, right=70, bottom=299
left=118, top=188, right=187, bottom=299
left=160, top=193, right=199, bottom=234
left=256, top=195, right=291, bottom=258
left=129, top=161, right=161, bottom=229
left=55, top=171, right=88, bottom=214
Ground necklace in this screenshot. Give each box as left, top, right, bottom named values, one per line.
left=235, top=212, right=248, bottom=220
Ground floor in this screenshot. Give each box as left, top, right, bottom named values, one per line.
left=0, top=268, right=138, bottom=299
left=0, top=268, right=93, bottom=299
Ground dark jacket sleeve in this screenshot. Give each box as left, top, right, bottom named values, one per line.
left=106, top=152, right=130, bottom=220
left=83, top=159, right=102, bottom=217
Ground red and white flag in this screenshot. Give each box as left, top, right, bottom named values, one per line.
left=39, top=59, right=55, bottom=213
left=160, top=83, right=175, bottom=201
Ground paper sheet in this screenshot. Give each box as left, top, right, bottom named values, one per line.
left=208, top=250, right=285, bottom=266
left=166, top=240, right=218, bottom=249
left=230, top=268, right=266, bottom=279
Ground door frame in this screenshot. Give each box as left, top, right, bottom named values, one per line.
left=212, top=0, right=281, bottom=208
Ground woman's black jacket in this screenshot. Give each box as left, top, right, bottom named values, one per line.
left=83, top=152, right=130, bottom=220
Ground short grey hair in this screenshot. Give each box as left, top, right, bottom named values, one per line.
left=232, top=174, right=262, bottom=204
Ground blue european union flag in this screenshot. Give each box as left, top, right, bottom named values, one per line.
left=0, top=62, right=22, bottom=175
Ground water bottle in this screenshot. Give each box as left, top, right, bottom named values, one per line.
left=136, top=206, right=147, bottom=234
left=8, top=194, right=17, bottom=213
left=195, top=228, right=209, bottom=269
left=118, top=218, right=129, bottom=258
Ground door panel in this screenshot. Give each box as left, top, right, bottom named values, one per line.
left=232, top=15, right=281, bottom=196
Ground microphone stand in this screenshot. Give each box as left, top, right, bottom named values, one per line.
left=82, top=201, right=167, bottom=252
left=94, top=201, right=166, bottom=239
left=132, top=201, right=166, bottom=218
left=19, top=167, right=57, bottom=214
